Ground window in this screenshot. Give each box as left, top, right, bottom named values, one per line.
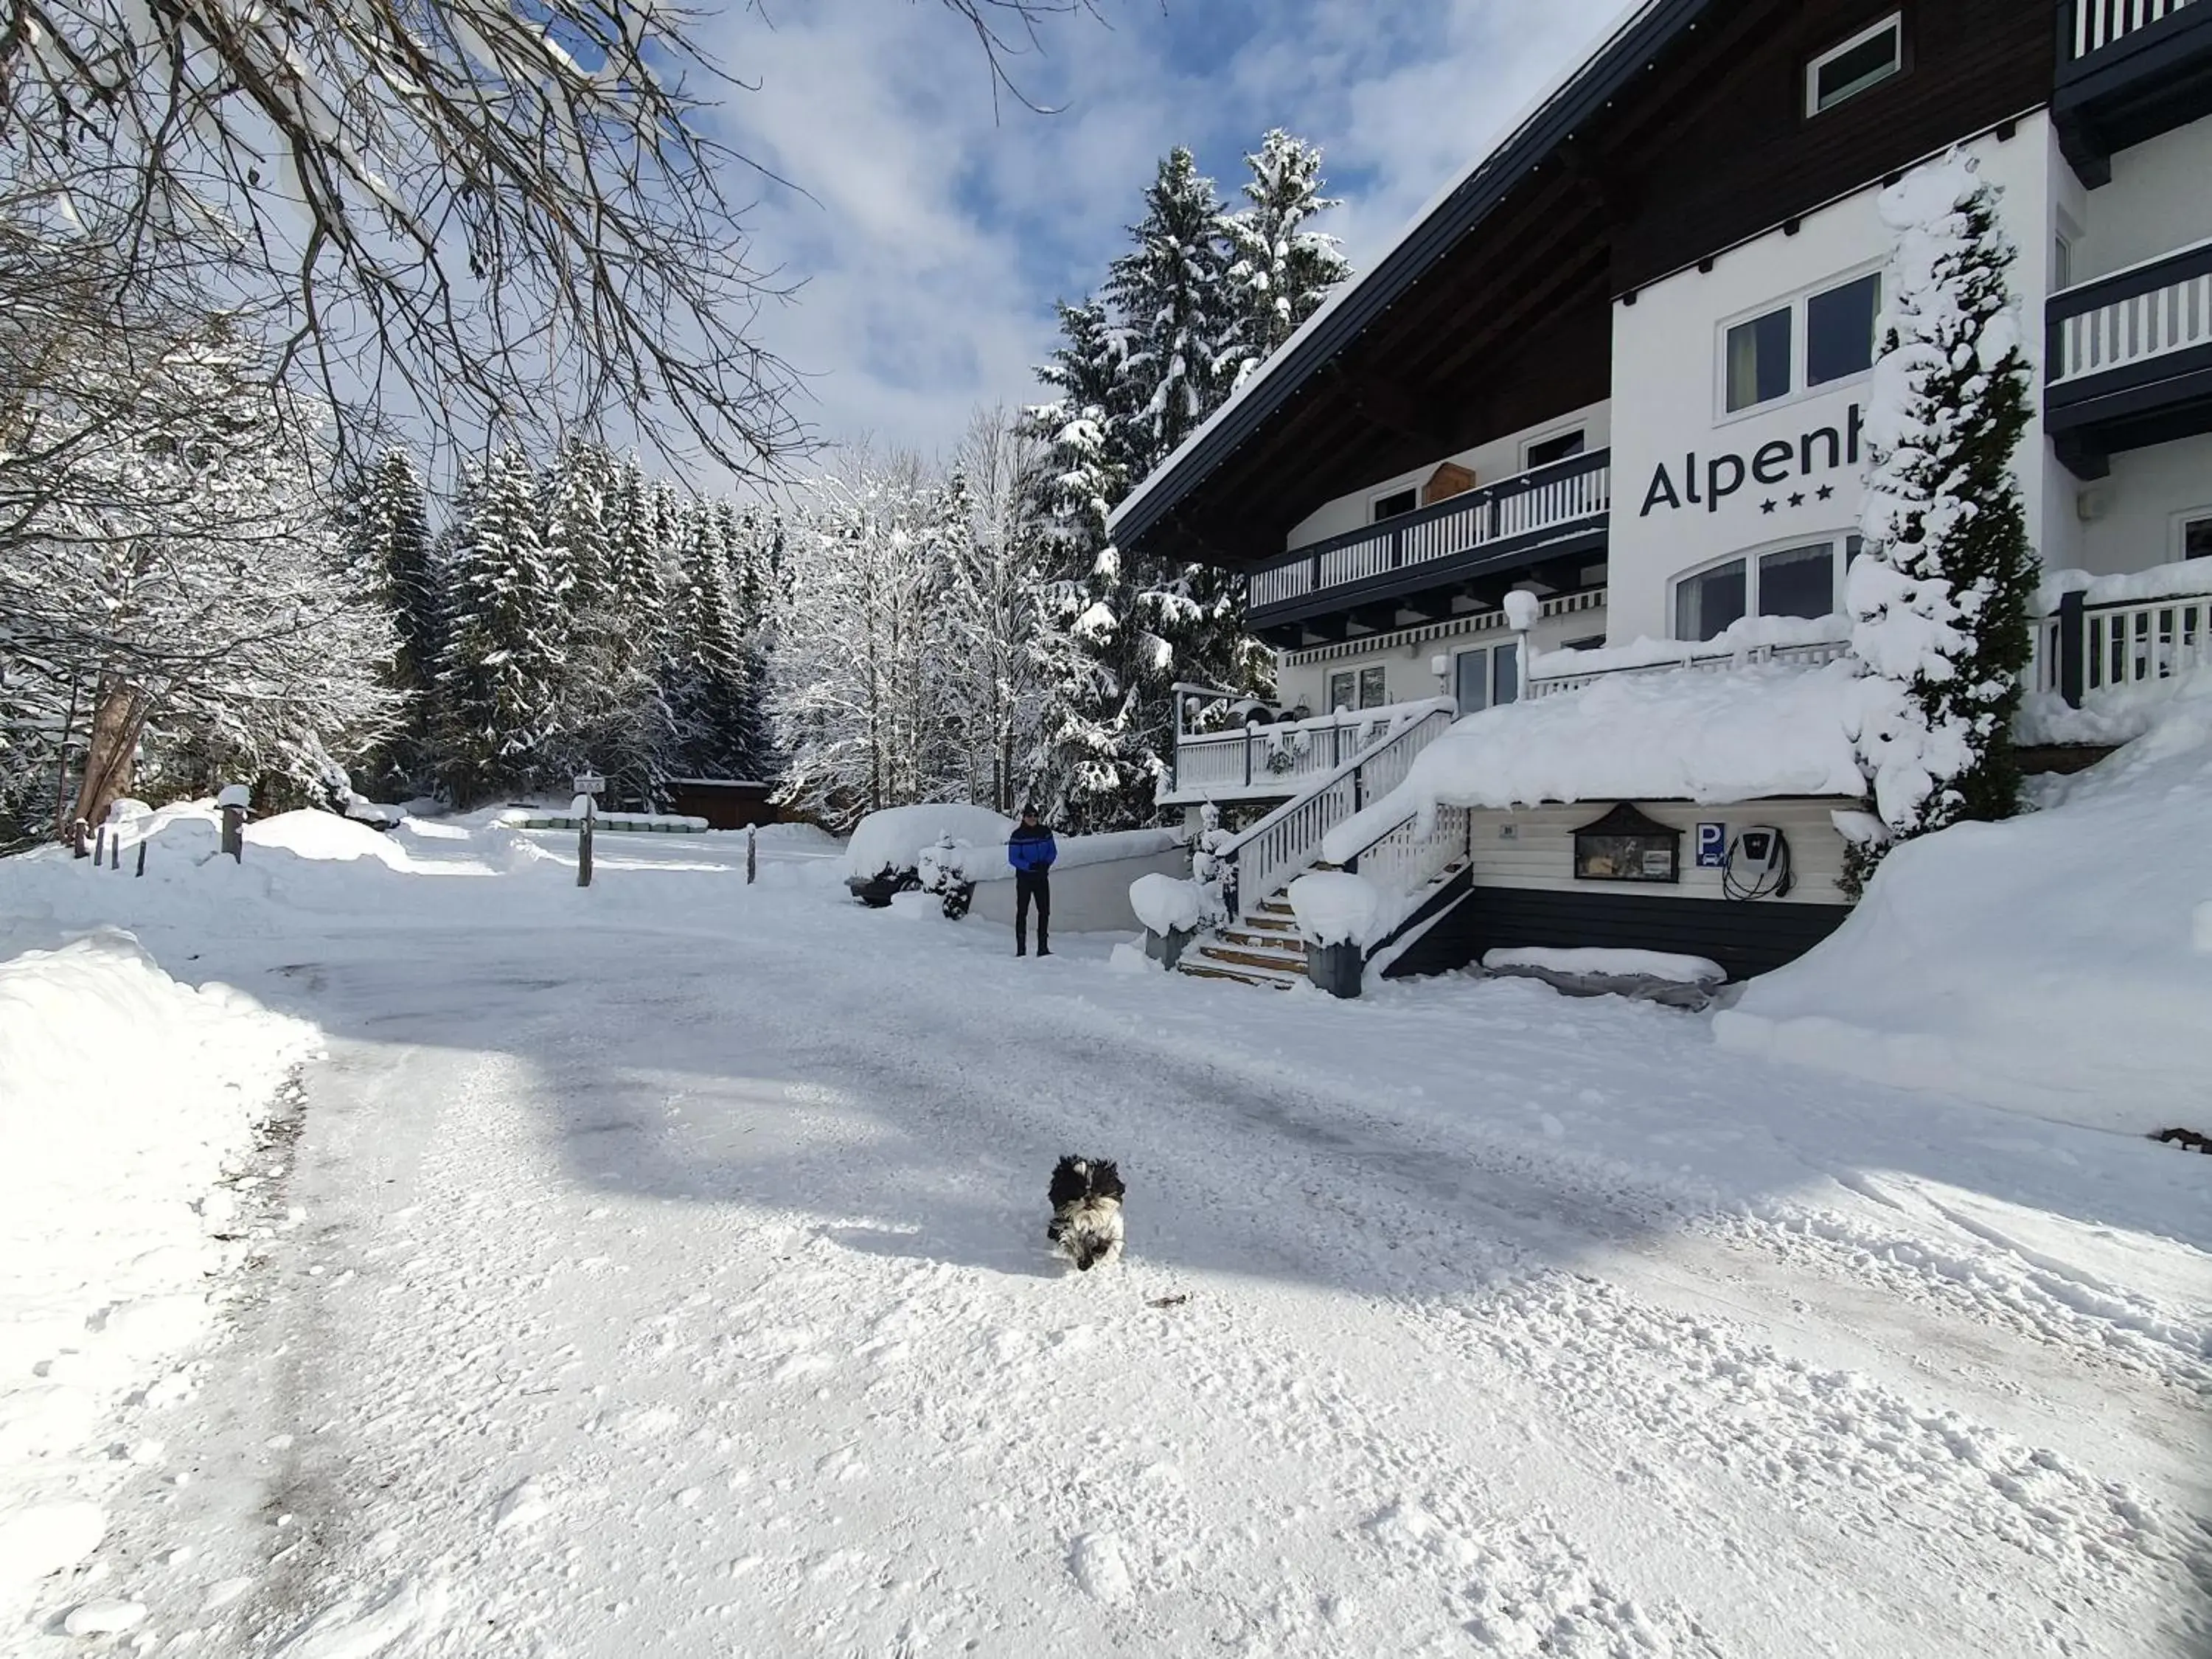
left=1327, top=670, right=1355, bottom=712
left=1524, top=428, right=1587, bottom=469
left=1358, top=666, right=1388, bottom=709
left=1807, top=15, right=1902, bottom=116
left=2053, top=235, right=2075, bottom=292
left=1726, top=308, right=1792, bottom=412
left=1806, top=273, right=1879, bottom=386
left=2185, top=514, right=2212, bottom=560
left=1677, top=559, right=1747, bottom=642
left=1452, top=641, right=1521, bottom=716
left=1371, top=487, right=1418, bottom=523
left=1674, top=535, right=1860, bottom=640
left=1721, top=270, right=1881, bottom=416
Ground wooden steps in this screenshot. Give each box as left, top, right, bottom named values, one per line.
left=1175, top=896, right=1308, bottom=990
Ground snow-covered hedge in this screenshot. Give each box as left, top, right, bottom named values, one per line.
left=841, top=804, right=1014, bottom=882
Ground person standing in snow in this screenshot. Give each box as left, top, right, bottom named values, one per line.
left=1008, top=806, right=1057, bottom=957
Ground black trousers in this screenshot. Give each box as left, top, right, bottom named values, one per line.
left=1015, top=870, right=1050, bottom=951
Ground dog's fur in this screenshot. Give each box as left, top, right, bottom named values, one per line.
left=1046, top=1155, right=1125, bottom=1271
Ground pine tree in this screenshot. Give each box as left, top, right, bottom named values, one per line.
left=436, top=448, right=568, bottom=804
left=347, top=446, right=441, bottom=789
left=1845, top=150, right=2036, bottom=891
left=1105, top=148, right=1238, bottom=473
left=664, top=501, right=757, bottom=783
left=602, top=456, right=669, bottom=674
left=1220, top=131, right=1351, bottom=390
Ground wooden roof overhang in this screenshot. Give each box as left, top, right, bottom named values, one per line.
left=1111, top=0, right=1871, bottom=572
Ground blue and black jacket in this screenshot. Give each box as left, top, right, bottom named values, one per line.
left=1008, top=821, right=1058, bottom=875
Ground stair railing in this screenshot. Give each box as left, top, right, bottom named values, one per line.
left=1212, top=700, right=1455, bottom=919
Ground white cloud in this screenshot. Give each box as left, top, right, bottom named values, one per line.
left=693, top=0, right=1627, bottom=467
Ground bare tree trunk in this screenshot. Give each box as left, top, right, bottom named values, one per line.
left=69, top=681, right=151, bottom=833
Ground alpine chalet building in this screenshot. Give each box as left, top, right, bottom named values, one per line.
left=1112, top=0, right=2212, bottom=990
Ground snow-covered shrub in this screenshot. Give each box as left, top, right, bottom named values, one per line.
left=1844, top=150, right=2035, bottom=893
left=1287, top=871, right=1380, bottom=948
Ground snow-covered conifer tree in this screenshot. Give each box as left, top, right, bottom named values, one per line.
left=1220, top=131, right=1351, bottom=389
left=1106, top=149, right=1237, bottom=472
left=943, top=408, right=1049, bottom=812
left=1845, top=150, right=2036, bottom=890
left=436, top=449, right=568, bottom=804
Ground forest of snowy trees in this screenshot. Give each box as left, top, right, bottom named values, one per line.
left=0, top=129, right=1348, bottom=843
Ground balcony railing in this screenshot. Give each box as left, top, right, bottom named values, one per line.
left=2037, top=568, right=2212, bottom=705
left=1525, top=629, right=1851, bottom=699
left=2048, top=240, right=2212, bottom=389
left=1168, top=698, right=1447, bottom=801
left=2070, top=0, right=2202, bottom=60
left=1250, top=450, right=1610, bottom=619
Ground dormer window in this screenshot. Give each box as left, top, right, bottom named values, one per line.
left=1806, top=15, right=1902, bottom=116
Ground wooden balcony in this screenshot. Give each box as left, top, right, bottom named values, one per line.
left=1247, top=451, right=1610, bottom=644
left=2046, top=240, right=2212, bottom=476
left=2056, top=0, right=2212, bottom=182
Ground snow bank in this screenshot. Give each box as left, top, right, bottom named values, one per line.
left=1325, top=660, right=1866, bottom=860
left=1130, top=873, right=1206, bottom=936
left=1484, top=947, right=1725, bottom=984
left=0, top=931, right=316, bottom=1598
left=247, top=808, right=416, bottom=866
left=2016, top=667, right=2212, bottom=748
left=1287, top=871, right=1380, bottom=947
left=1718, top=672, right=2212, bottom=1134
left=1532, top=613, right=1848, bottom=682
left=842, top=805, right=1013, bottom=880
left=2035, top=563, right=2212, bottom=613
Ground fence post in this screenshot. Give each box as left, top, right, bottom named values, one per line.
left=135, top=841, right=147, bottom=878
left=747, top=825, right=757, bottom=884
left=577, top=796, right=594, bottom=888
left=2058, top=588, right=2086, bottom=709
left=94, top=823, right=108, bottom=866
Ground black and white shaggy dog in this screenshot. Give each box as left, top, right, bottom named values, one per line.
left=1046, top=1155, right=1125, bottom=1271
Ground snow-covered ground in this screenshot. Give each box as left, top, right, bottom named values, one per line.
left=0, top=802, right=2206, bottom=1656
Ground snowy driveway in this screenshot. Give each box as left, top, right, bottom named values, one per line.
left=12, top=824, right=2210, bottom=1656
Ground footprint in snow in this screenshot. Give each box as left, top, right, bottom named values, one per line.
left=491, top=1478, right=549, bottom=1533
left=1068, top=1531, right=1133, bottom=1604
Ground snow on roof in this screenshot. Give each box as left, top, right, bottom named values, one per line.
left=1108, top=0, right=1668, bottom=542
left=1323, top=659, right=1868, bottom=860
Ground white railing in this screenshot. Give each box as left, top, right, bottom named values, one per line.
left=1172, top=703, right=1415, bottom=797
left=2037, top=577, right=2212, bottom=700
left=2050, top=267, right=2212, bottom=385
left=1250, top=452, right=1611, bottom=613
left=1526, top=636, right=1851, bottom=699
left=1351, top=804, right=1472, bottom=908
left=2072, top=0, right=2199, bottom=58
left=1218, top=705, right=1457, bottom=917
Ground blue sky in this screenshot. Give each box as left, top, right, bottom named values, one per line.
left=699, top=0, right=1629, bottom=463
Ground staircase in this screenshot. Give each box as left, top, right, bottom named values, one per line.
left=1167, top=700, right=1463, bottom=990
left=1176, top=897, right=1307, bottom=989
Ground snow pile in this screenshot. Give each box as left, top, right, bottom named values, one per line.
left=1718, top=671, right=2212, bottom=1133
left=1325, top=660, right=1866, bottom=859
left=1287, top=871, right=1380, bottom=947
left=2017, top=667, right=2212, bottom=748
left=0, top=931, right=315, bottom=1597
left=246, top=808, right=417, bottom=867
left=1484, top=947, right=1725, bottom=984
left=1532, top=613, right=1847, bottom=682
left=2035, top=563, right=2212, bottom=612
left=842, top=805, right=1013, bottom=881
left=1129, top=873, right=1206, bottom=937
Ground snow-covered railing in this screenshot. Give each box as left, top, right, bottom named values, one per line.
left=1169, top=698, right=1435, bottom=799
left=1212, top=702, right=1456, bottom=918
left=2035, top=562, right=2212, bottom=706
left=1526, top=618, right=1853, bottom=700
left=2047, top=241, right=2212, bottom=387
left=2069, top=0, right=2200, bottom=60
left=1248, top=451, right=1610, bottom=618
left=1341, top=803, right=1470, bottom=908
